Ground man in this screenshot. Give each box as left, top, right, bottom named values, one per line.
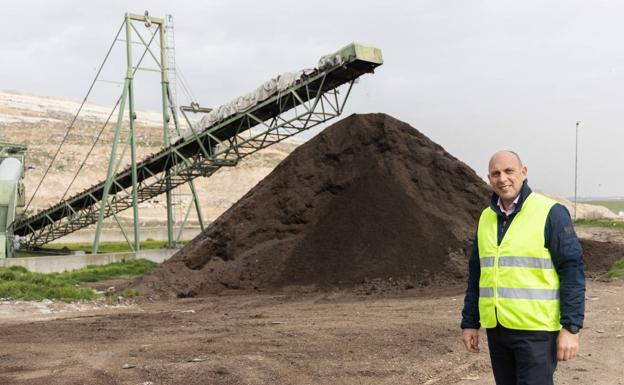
left=461, top=150, right=585, bottom=385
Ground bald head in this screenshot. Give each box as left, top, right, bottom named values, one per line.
left=488, top=150, right=523, bottom=173
left=487, top=150, right=528, bottom=207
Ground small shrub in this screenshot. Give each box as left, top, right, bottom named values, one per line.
left=8, top=266, right=28, bottom=273
left=0, top=270, right=16, bottom=281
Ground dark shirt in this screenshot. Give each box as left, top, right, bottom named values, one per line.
left=461, top=180, right=586, bottom=329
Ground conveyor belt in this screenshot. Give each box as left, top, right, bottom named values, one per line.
left=12, top=43, right=383, bottom=248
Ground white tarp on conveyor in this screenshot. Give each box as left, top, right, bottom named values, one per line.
left=194, top=49, right=347, bottom=134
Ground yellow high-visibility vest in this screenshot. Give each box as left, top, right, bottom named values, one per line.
left=477, top=193, right=561, bottom=331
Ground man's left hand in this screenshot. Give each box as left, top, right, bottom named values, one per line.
left=557, top=328, right=580, bottom=361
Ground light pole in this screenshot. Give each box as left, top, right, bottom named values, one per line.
left=574, top=121, right=581, bottom=220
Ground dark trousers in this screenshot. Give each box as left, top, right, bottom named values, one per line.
left=486, top=324, right=558, bottom=385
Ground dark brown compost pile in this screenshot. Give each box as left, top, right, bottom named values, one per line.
left=136, top=113, right=490, bottom=296
left=135, top=113, right=620, bottom=297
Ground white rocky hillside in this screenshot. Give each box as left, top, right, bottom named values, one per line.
left=543, top=193, right=620, bottom=220
left=0, top=89, right=299, bottom=225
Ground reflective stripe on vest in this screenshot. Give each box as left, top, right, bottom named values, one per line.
left=479, top=287, right=559, bottom=300
left=477, top=193, right=561, bottom=331
left=480, top=256, right=555, bottom=269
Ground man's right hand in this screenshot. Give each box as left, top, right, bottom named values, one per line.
left=462, top=328, right=480, bottom=353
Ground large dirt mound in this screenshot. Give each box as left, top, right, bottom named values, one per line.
left=135, top=113, right=620, bottom=297
left=136, top=113, right=491, bottom=296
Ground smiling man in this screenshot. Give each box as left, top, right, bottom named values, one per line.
left=461, top=150, right=586, bottom=385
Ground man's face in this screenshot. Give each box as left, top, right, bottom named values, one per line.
left=487, top=152, right=528, bottom=205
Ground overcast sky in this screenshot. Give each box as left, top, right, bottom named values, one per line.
left=2, top=0, right=624, bottom=198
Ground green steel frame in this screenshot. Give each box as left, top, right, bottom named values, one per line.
left=91, top=12, right=195, bottom=253
left=11, top=18, right=382, bottom=252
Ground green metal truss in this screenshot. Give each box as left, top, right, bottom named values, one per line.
left=12, top=41, right=382, bottom=250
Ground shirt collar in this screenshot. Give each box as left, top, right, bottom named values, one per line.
left=497, top=194, right=520, bottom=216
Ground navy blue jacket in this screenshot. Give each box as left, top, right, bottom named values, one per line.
left=461, top=180, right=586, bottom=329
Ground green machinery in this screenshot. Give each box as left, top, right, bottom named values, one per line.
left=0, top=143, right=27, bottom=258
left=5, top=12, right=383, bottom=257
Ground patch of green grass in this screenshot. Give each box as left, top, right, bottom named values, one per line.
left=574, top=219, right=624, bottom=230
left=46, top=240, right=185, bottom=253
left=604, top=259, right=624, bottom=280
left=0, top=266, right=98, bottom=301
left=0, top=259, right=157, bottom=301
left=58, top=259, right=158, bottom=283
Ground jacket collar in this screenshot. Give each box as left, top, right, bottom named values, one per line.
left=489, top=179, right=532, bottom=216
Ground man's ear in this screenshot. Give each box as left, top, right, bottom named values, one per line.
left=521, top=165, right=528, bottom=179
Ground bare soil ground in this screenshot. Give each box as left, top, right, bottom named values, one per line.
left=1, top=272, right=623, bottom=385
